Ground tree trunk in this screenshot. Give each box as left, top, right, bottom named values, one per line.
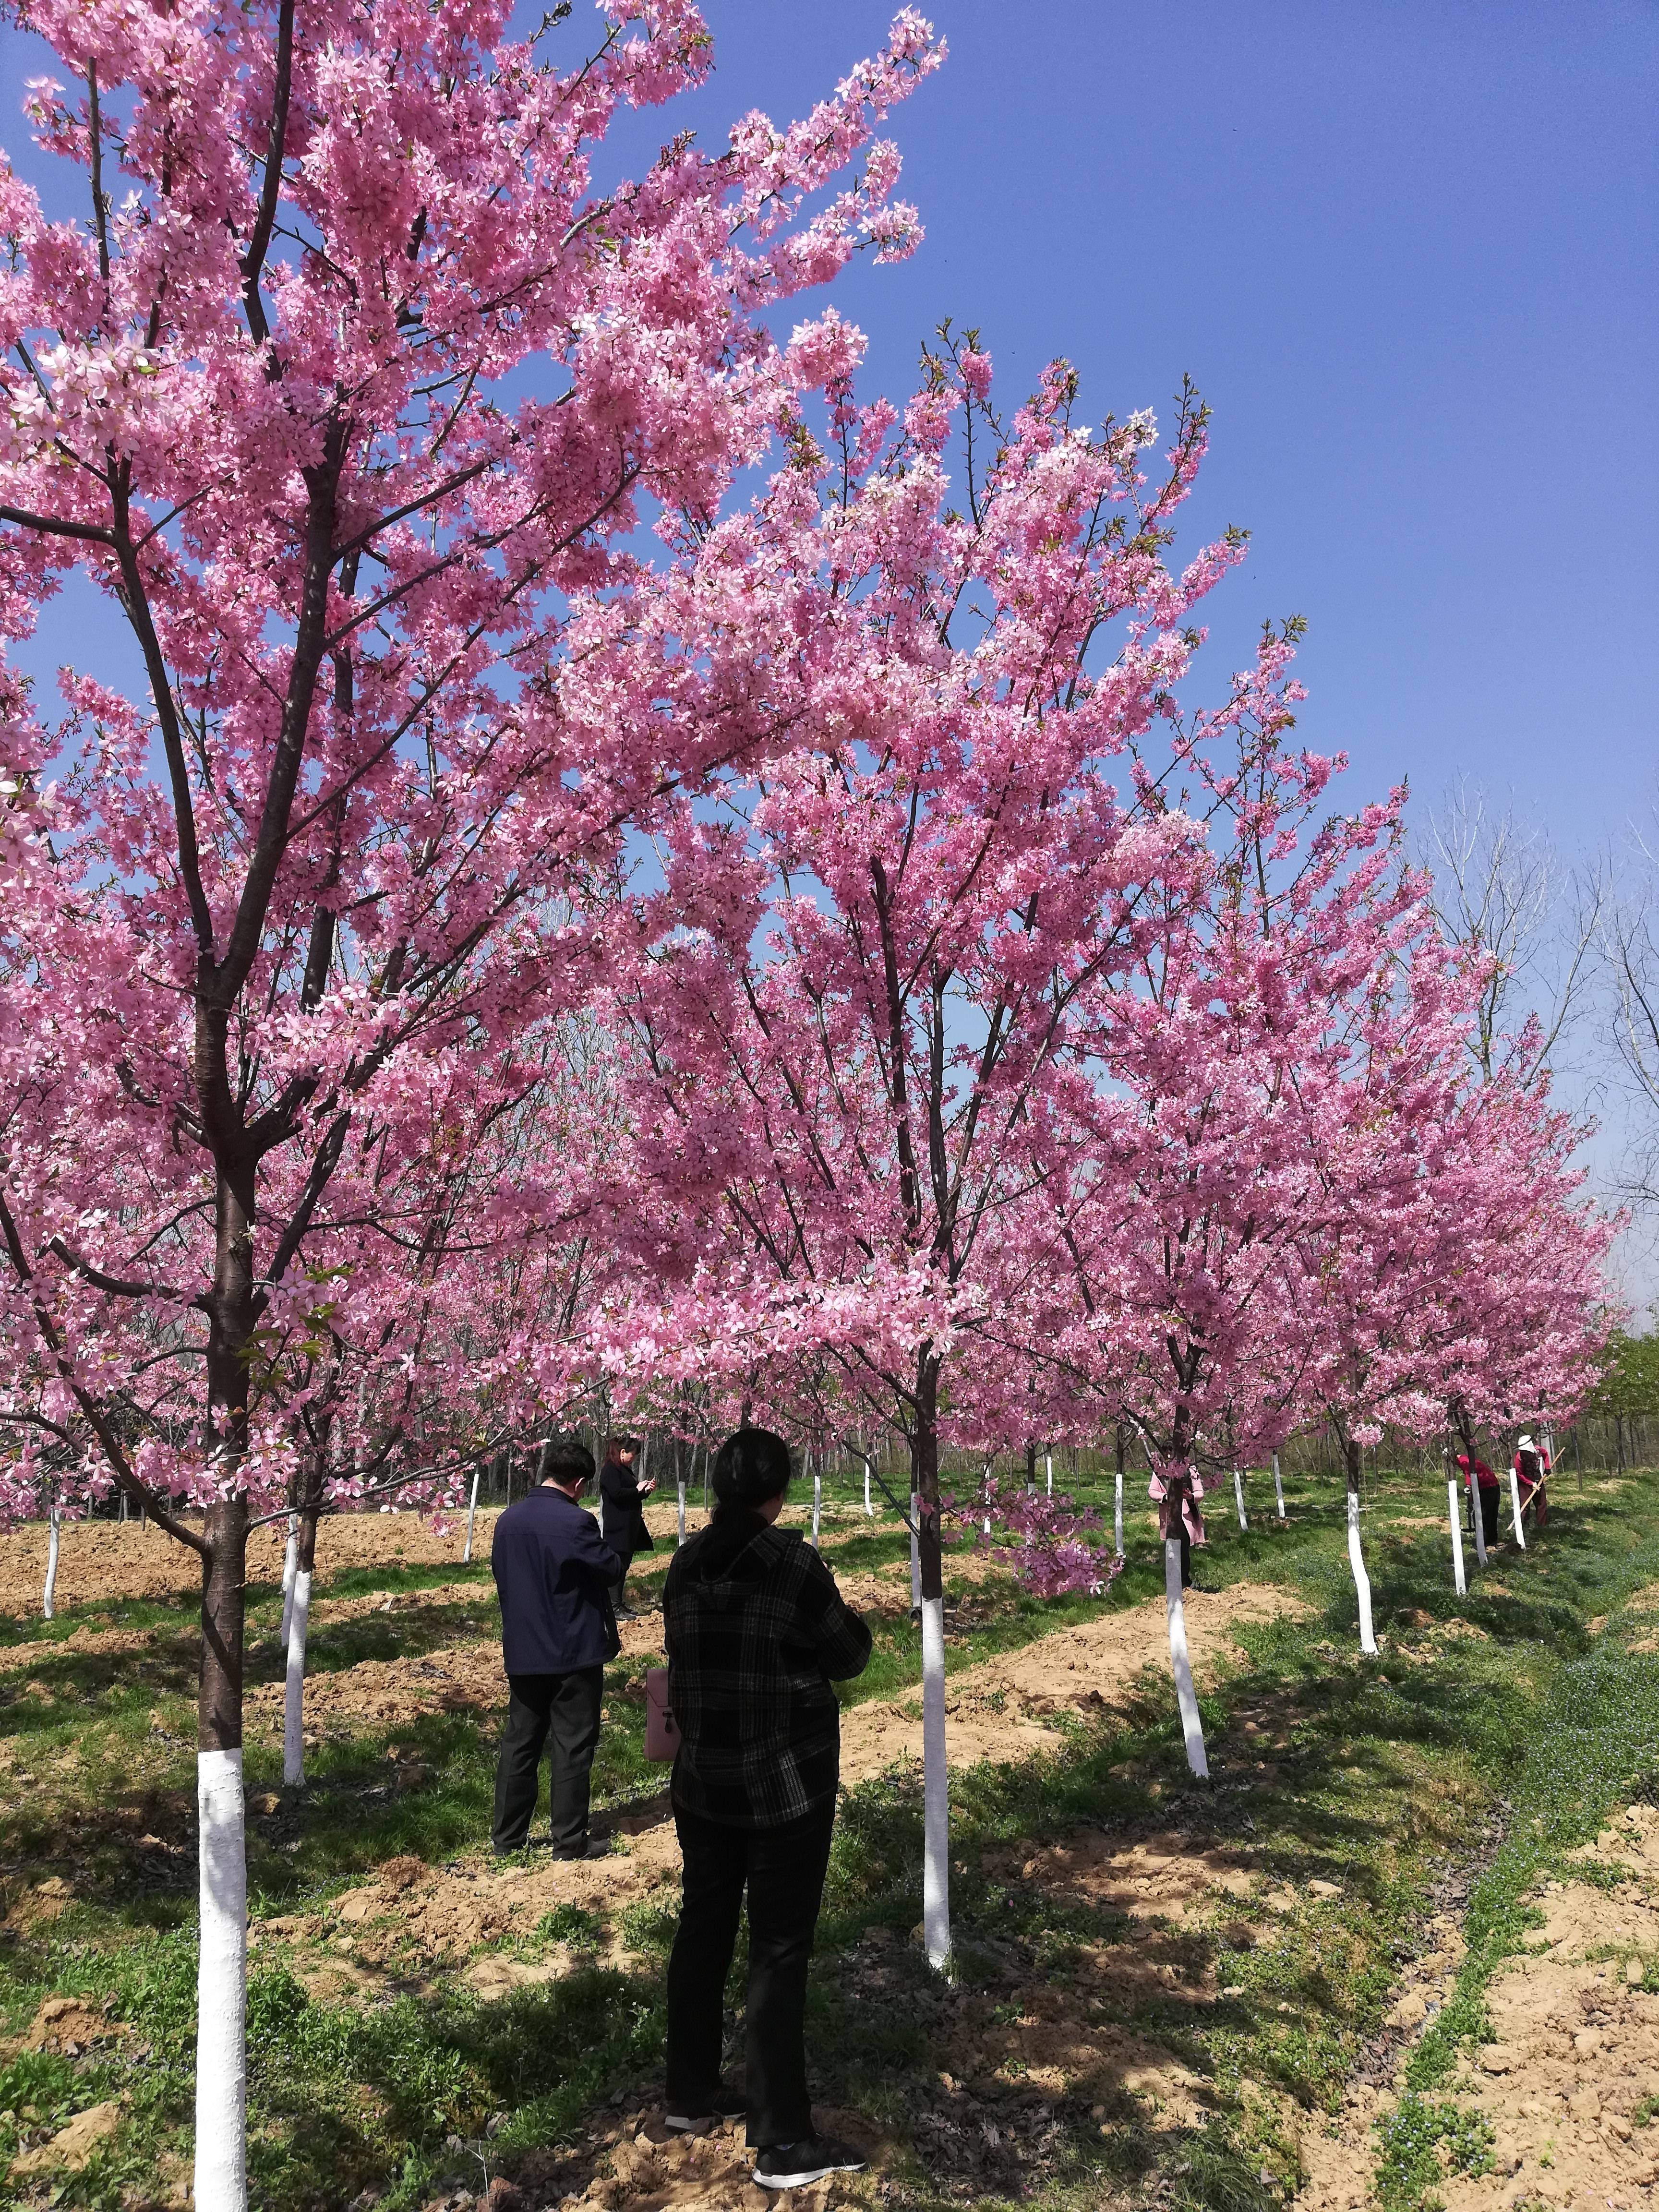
left=914, top=1353, right=949, bottom=1972
left=1233, top=1467, right=1248, bottom=1532
left=278, top=1510, right=299, bottom=1646
left=462, top=1466, right=481, bottom=1564
left=1025, top=1439, right=1036, bottom=1492
left=1164, top=1537, right=1208, bottom=1777
left=43, top=1498, right=60, bottom=1620
left=810, top=1443, right=822, bottom=1551
left=283, top=1504, right=318, bottom=1787
left=195, top=1493, right=249, bottom=2212
left=1272, top=1452, right=1286, bottom=1520
left=1344, top=1439, right=1377, bottom=1655
left=196, top=1163, right=254, bottom=2212
left=1507, top=1452, right=1527, bottom=1549
left=1445, top=1453, right=1467, bottom=1597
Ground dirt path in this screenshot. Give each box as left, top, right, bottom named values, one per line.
left=838, top=1580, right=1301, bottom=1784
left=1298, top=1803, right=1659, bottom=2212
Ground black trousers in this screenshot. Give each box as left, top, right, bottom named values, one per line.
left=665, top=1801, right=836, bottom=2148
left=492, top=1668, right=603, bottom=1854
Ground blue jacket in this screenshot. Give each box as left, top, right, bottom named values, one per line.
left=492, top=1485, right=623, bottom=1676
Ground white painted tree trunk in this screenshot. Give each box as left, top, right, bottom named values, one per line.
left=1045, top=1451, right=1053, bottom=1498
left=194, top=1746, right=248, bottom=2212
left=278, top=1515, right=298, bottom=1646
left=1273, top=1453, right=1286, bottom=1520
left=1164, top=1539, right=1208, bottom=1778
left=1233, top=1468, right=1248, bottom=1532
left=811, top=1468, right=822, bottom=1550
left=920, top=1592, right=950, bottom=1969
left=1467, top=1462, right=1489, bottom=1567
left=282, top=1569, right=312, bottom=1788
left=909, top=1493, right=921, bottom=1611
left=676, top=1479, right=686, bottom=1546
left=1347, top=1491, right=1377, bottom=1654
left=1114, top=1466, right=1124, bottom=1558
left=1447, top=1476, right=1467, bottom=1596
left=43, top=1503, right=59, bottom=1620
left=1508, top=1464, right=1527, bottom=1549
left=864, top=1456, right=874, bottom=1517
left=461, top=1468, right=481, bottom=1564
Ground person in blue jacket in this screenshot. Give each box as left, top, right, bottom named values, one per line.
left=490, top=1433, right=622, bottom=1858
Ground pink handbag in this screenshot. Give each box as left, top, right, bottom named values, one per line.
left=644, top=1667, right=681, bottom=1762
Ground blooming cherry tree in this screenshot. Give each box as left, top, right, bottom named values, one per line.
left=595, top=331, right=1264, bottom=1963
left=0, top=2, right=940, bottom=2199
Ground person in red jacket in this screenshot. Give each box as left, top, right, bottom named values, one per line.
left=1455, top=1451, right=1501, bottom=1547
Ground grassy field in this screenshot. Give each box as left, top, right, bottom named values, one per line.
left=1, top=1459, right=1657, bottom=2211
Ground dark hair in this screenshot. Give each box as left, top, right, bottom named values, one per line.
left=538, top=1435, right=596, bottom=1490
left=710, top=1426, right=792, bottom=1516
left=606, top=1433, right=641, bottom=1457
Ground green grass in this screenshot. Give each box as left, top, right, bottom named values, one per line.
left=3, top=1465, right=1659, bottom=2207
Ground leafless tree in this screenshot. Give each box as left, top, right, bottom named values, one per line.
left=1597, top=814, right=1659, bottom=1210
left=1418, top=779, right=1601, bottom=1086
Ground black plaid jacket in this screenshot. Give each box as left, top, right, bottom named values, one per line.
left=663, top=1512, right=872, bottom=1827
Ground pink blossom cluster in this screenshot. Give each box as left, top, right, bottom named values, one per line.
left=0, top=0, right=1611, bottom=1613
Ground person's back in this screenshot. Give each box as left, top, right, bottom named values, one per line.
left=493, top=1481, right=620, bottom=1676
left=665, top=1508, right=870, bottom=1827
left=660, top=1425, right=871, bottom=2192
left=488, top=1435, right=620, bottom=1860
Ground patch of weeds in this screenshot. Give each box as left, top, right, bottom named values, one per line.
left=1375, top=2093, right=1495, bottom=2212
left=0, top=2045, right=83, bottom=2160
left=1173, top=2120, right=1282, bottom=2212
left=617, top=1898, right=678, bottom=1957
left=533, top=1902, right=601, bottom=1952
left=1570, top=1855, right=1636, bottom=1890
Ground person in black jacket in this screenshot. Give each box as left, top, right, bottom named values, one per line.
left=490, top=1434, right=620, bottom=1859
left=598, top=1432, right=656, bottom=1619
left=661, top=1426, right=872, bottom=2192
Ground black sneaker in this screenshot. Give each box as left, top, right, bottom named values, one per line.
left=549, top=1836, right=610, bottom=1862
left=753, top=2136, right=867, bottom=2190
left=663, top=2082, right=746, bottom=2132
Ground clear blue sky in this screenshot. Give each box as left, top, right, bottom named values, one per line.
left=665, top=0, right=1658, bottom=852
left=3, top=0, right=1654, bottom=846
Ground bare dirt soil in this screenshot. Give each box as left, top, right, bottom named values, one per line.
left=0, top=1509, right=504, bottom=1617
left=1300, top=1804, right=1659, bottom=2212
left=838, top=1581, right=1302, bottom=1785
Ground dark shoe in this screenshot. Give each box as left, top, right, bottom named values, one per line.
left=549, top=1836, right=609, bottom=1862
left=664, top=2082, right=746, bottom=2133
left=753, top=2136, right=867, bottom=2189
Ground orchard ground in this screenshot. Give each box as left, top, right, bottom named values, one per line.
left=0, top=1464, right=1657, bottom=2212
